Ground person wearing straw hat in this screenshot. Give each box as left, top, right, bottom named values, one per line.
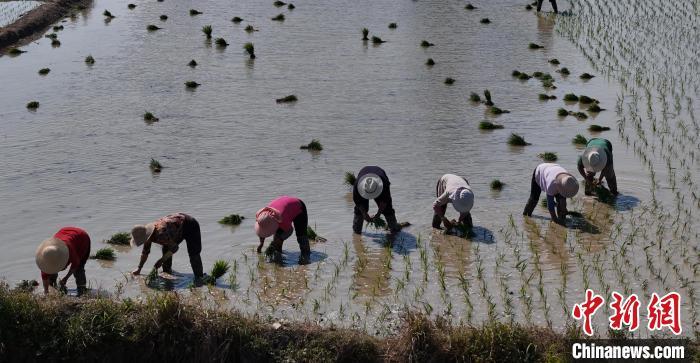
left=432, top=174, right=475, bottom=230
left=352, top=166, right=401, bottom=234
left=523, top=163, right=579, bottom=225
left=35, top=227, right=91, bottom=295
left=577, top=138, right=618, bottom=196
left=254, top=195, right=311, bottom=265
left=130, top=213, right=204, bottom=280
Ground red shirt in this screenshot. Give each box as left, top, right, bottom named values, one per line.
left=40, top=227, right=91, bottom=279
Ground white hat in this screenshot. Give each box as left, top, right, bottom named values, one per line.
left=357, top=173, right=384, bottom=200
left=35, top=237, right=69, bottom=274
left=130, top=223, right=155, bottom=247
left=556, top=173, right=579, bottom=198
left=452, top=188, right=474, bottom=213
left=582, top=147, right=607, bottom=173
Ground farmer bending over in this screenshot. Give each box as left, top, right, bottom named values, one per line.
left=432, top=173, right=474, bottom=230
left=352, top=166, right=401, bottom=234
left=35, top=227, right=91, bottom=295
left=255, top=196, right=311, bottom=265
left=523, top=163, right=579, bottom=225
left=577, top=138, right=618, bottom=196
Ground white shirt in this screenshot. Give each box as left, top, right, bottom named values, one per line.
left=433, top=174, right=472, bottom=208
left=534, top=163, right=568, bottom=196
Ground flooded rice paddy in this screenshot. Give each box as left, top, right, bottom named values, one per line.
left=0, top=0, right=698, bottom=337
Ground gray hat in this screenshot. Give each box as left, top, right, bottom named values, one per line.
left=582, top=147, right=608, bottom=173
left=357, top=173, right=384, bottom=200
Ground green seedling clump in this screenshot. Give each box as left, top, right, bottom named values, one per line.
left=93, top=248, right=116, bottom=261
left=51, top=39, right=61, bottom=47
left=362, top=28, right=369, bottom=40
left=539, top=94, right=556, bottom=100
left=271, top=13, right=285, bottom=21
left=245, top=25, right=257, bottom=33
left=479, top=121, right=504, bottom=130
left=368, top=217, right=387, bottom=230
left=483, top=90, right=493, bottom=106
left=203, top=260, right=230, bottom=285
left=15, top=279, right=39, bottom=292
left=490, top=179, right=504, bottom=190
left=525, top=4, right=533, bottom=10
left=232, top=17, right=243, bottom=23
left=465, top=3, right=476, bottom=10
left=143, top=112, right=159, bottom=122
left=106, top=232, right=130, bottom=245
left=38, top=68, right=50, bottom=75
left=344, top=172, right=356, bottom=187
left=103, top=10, right=114, bottom=18
left=420, top=40, right=434, bottom=47
left=512, top=70, right=522, bottom=77
left=578, top=95, right=597, bottom=104
left=580, top=73, right=595, bottom=80
left=444, top=77, right=455, bottom=85
left=26, top=101, right=40, bottom=109
left=528, top=43, right=543, bottom=49
left=518, top=72, right=532, bottom=80
left=480, top=18, right=491, bottom=24
left=8, top=48, right=26, bottom=55
left=558, top=67, right=570, bottom=75
left=215, top=38, right=228, bottom=47
left=219, top=214, right=244, bottom=226
left=489, top=106, right=509, bottom=115
left=53, top=25, right=63, bottom=31
left=573, top=112, right=588, bottom=120
left=185, top=81, right=200, bottom=88
left=589, top=125, right=610, bottom=132
left=538, top=152, right=558, bottom=162
left=150, top=158, right=163, bottom=172
left=426, top=58, right=435, bottom=66
left=287, top=3, right=295, bottom=9
left=243, top=42, right=256, bottom=58
left=306, top=226, right=318, bottom=240
left=273, top=0, right=286, bottom=7
left=189, top=9, right=202, bottom=15
left=128, top=4, right=136, bottom=9
left=549, top=58, right=560, bottom=65
left=371, top=36, right=385, bottom=44
left=388, top=23, right=397, bottom=29
left=276, top=95, right=297, bottom=103
left=595, top=186, right=615, bottom=204
left=160, top=15, right=168, bottom=21
left=188, top=59, right=197, bottom=67
left=300, top=139, right=323, bottom=151
left=563, top=93, right=579, bottom=102
left=587, top=104, right=603, bottom=113
left=202, top=25, right=212, bottom=38
left=45, top=33, right=57, bottom=40
left=85, top=55, right=95, bottom=64
left=469, top=93, right=481, bottom=102
left=557, top=108, right=570, bottom=117
left=507, top=133, right=530, bottom=146
left=572, top=134, right=587, bottom=145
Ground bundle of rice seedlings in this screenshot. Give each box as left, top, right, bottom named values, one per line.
left=371, top=36, right=385, bottom=44
left=45, top=33, right=57, bottom=40
left=557, top=108, right=569, bottom=116
left=563, top=93, right=579, bottom=101
left=580, top=73, right=595, bottom=80
left=490, top=179, right=504, bottom=190
left=245, top=25, right=257, bottom=32
left=444, top=77, right=455, bottom=85
left=128, top=4, right=136, bottom=9
left=38, top=68, right=51, bottom=75
left=528, top=43, right=543, bottom=49
left=103, top=10, right=115, bottom=18
left=558, top=67, right=570, bottom=75
left=232, top=16, right=243, bottom=23
left=300, top=139, right=322, bottom=151
left=92, top=248, right=116, bottom=260
left=511, top=70, right=522, bottom=77
left=273, top=0, right=286, bottom=6
left=204, top=260, right=230, bottom=285
left=276, top=95, right=297, bottom=103
left=420, top=40, right=434, bottom=47
left=587, top=104, right=603, bottom=113
left=489, top=106, right=510, bottom=114
left=483, top=89, right=493, bottom=106
left=479, top=121, right=504, bottom=130
left=388, top=22, right=397, bottom=29
left=188, top=59, right=197, bottom=67
left=541, top=79, right=555, bottom=88
left=219, top=214, right=245, bottom=225
left=518, top=72, right=532, bottom=80
left=525, top=4, right=533, bottom=10
left=538, top=152, right=558, bottom=162
left=26, top=101, right=40, bottom=110
left=548, top=58, right=560, bottom=65
left=538, top=93, right=556, bottom=100
left=243, top=42, right=255, bottom=58
left=578, top=95, right=596, bottom=104
left=214, top=37, right=228, bottom=47
left=426, top=58, right=435, bottom=66
left=288, top=3, right=295, bottom=9
left=185, top=81, right=201, bottom=89
left=595, top=186, right=615, bottom=204
left=150, top=158, right=163, bottom=172
left=143, top=112, right=159, bottom=122
left=572, top=134, right=587, bottom=145
left=306, top=226, right=318, bottom=240
left=588, top=125, right=610, bottom=132
left=160, top=15, right=168, bottom=21
left=189, top=9, right=202, bottom=15
left=271, top=13, right=285, bottom=21
left=145, top=268, right=158, bottom=285
left=344, top=171, right=356, bottom=187
left=202, top=25, right=212, bottom=39
left=532, top=71, right=544, bottom=78
left=480, top=18, right=491, bottom=24
left=368, top=217, right=387, bottom=230
left=53, top=25, right=64, bottom=31
left=469, top=92, right=481, bottom=102
left=51, top=39, right=61, bottom=47
left=507, top=133, right=530, bottom=146
left=362, top=28, right=369, bottom=40
left=465, top=3, right=476, bottom=10
left=106, top=232, right=130, bottom=245
left=147, top=25, right=161, bottom=31
left=573, top=112, right=588, bottom=120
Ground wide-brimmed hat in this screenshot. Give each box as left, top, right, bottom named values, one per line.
left=130, top=223, right=155, bottom=247
left=556, top=173, right=579, bottom=198
left=452, top=188, right=474, bottom=213
left=357, top=173, right=384, bottom=200
left=35, top=237, right=69, bottom=274
left=255, top=207, right=281, bottom=238
left=582, top=147, right=608, bottom=173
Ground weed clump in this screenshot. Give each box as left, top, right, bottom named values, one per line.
left=344, top=172, right=356, bottom=187
left=371, top=36, right=385, bottom=44
left=580, top=73, right=595, bottom=80
left=548, top=58, right=560, bottom=65
left=538, top=152, right=558, bottom=162
left=146, top=25, right=161, bottom=31
left=215, top=38, right=228, bottom=47
left=362, top=28, right=369, bottom=40
left=469, top=93, right=480, bottom=102
left=490, top=179, right=504, bottom=190
left=38, top=68, right=50, bottom=75
left=479, top=121, right=504, bottom=130
left=276, top=95, right=297, bottom=103
left=420, top=40, right=434, bottom=47
left=189, top=9, right=202, bottom=15
left=202, top=25, right=212, bottom=39
left=92, top=248, right=116, bottom=261
left=563, top=93, right=578, bottom=102
left=444, top=77, right=455, bottom=85
left=106, top=232, right=130, bottom=245
left=150, top=158, right=163, bottom=172
left=185, top=81, right=200, bottom=88
left=188, top=59, right=197, bottom=67
left=243, top=42, right=255, bottom=58
left=232, top=16, right=243, bottom=23
left=508, top=133, right=530, bottom=146
left=388, top=23, right=397, bottom=29
left=480, top=18, right=490, bottom=24
left=572, top=134, right=587, bottom=145
left=26, top=101, right=40, bottom=110
left=300, top=139, right=323, bottom=151
left=426, top=58, right=435, bottom=66
left=271, top=13, right=285, bottom=21
left=465, top=3, right=476, bottom=10
left=528, top=43, right=543, bottom=49
left=219, top=214, right=245, bottom=226
left=539, top=94, right=556, bottom=100
left=143, top=112, right=159, bottom=122
left=589, top=125, right=610, bottom=132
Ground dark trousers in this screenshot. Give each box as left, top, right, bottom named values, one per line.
left=353, top=192, right=399, bottom=234
left=271, top=202, right=311, bottom=258
left=162, top=216, right=203, bottom=278
left=523, top=171, right=565, bottom=217
left=47, top=251, right=89, bottom=295
left=537, top=0, right=558, bottom=13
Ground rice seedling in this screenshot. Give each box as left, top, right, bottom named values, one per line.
left=300, top=139, right=323, bottom=151
left=490, top=179, right=504, bottom=190
left=489, top=106, right=510, bottom=114
left=232, top=17, right=243, bottom=23
left=273, top=0, right=286, bottom=6
left=103, top=10, right=115, bottom=18
left=549, top=58, right=560, bottom=65
left=563, top=93, right=579, bottom=102
left=388, top=22, right=397, bottom=29
left=558, top=67, right=570, bottom=75
left=276, top=95, right=297, bottom=103
left=588, top=124, right=610, bottom=132
left=45, top=34, right=57, bottom=40
left=243, top=42, right=255, bottom=58
left=306, top=226, right=318, bottom=240
left=203, top=260, right=230, bottom=285
left=469, top=92, right=481, bottom=102
left=185, top=81, right=200, bottom=88
left=150, top=158, right=162, bottom=172
left=465, top=3, right=476, bottom=10
left=288, top=4, right=295, bottom=9
left=507, top=133, right=530, bottom=146
left=578, top=95, right=597, bottom=104
left=587, top=104, right=604, bottom=112
left=479, top=121, right=503, bottom=130
left=557, top=108, right=569, bottom=117
left=245, top=25, right=257, bottom=33
left=343, top=171, right=356, bottom=187
left=7, top=48, right=26, bottom=55
left=51, top=39, right=61, bottom=47
left=528, top=43, right=544, bottom=49
left=361, top=28, right=369, bottom=40
left=420, top=40, right=434, bottom=47
left=38, top=68, right=50, bottom=75
left=367, top=217, right=387, bottom=230
left=511, top=70, right=522, bottom=77
left=371, top=36, right=385, bottom=44
left=188, top=59, right=197, bottom=67
left=219, top=214, right=244, bottom=225
left=92, top=247, right=116, bottom=260
left=160, top=15, right=168, bottom=21
left=426, top=58, right=435, bottom=66
left=572, top=134, right=587, bottom=145
left=573, top=112, right=588, bottom=120
left=525, top=4, right=533, bottom=10
left=147, top=24, right=161, bottom=31
left=444, top=77, right=455, bottom=85
left=539, top=93, right=556, bottom=100
left=53, top=25, right=63, bottom=31
left=215, top=38, right=228, bottom=47
left=143, top=112, right=159, bottom=122
left=189, top=9, right=202, bottom=15
left=480, top=18, right=490, bottom=24
left=580, top=73, right=595, bottom=79
left=538, top=152, right=558, bottom=162
left=127, top=4, right=136, bottom=9
left=26, top=101, right=39, bottom=110
left=202, top=25, right=212, bottom=39
left=483, top=89, right=493, bottom=106
left=271, top=14, right=285, bottom=21
left=106, top=232, right=130, bottom=245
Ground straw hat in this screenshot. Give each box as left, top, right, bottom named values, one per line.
left=35, top=237, right=69, bottom=274
left=357, top=173, right=384, bottom=200
left=255, top=208, right=281, bottom=238
left=556, top=173, right=579, bottom=198
left=130, top=223, right=155, bottom=247
left=452, top=188, right=474, bottom=213
left=582, top=147, right=608, bottom=173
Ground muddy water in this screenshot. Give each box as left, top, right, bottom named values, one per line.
left=1, top=0, right=697, bottom=336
